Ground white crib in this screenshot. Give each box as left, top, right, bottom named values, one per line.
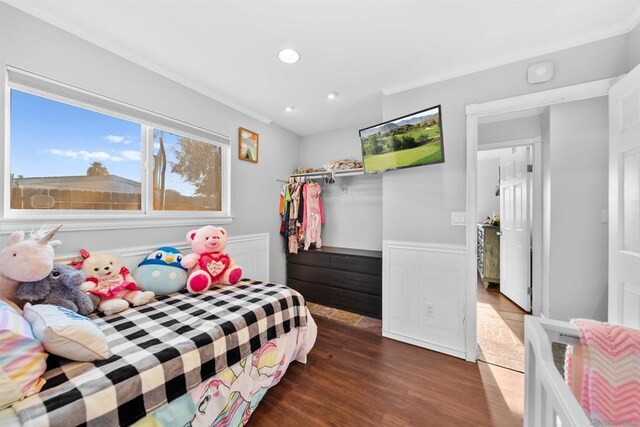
left=524, top=316, right=590, bottom=427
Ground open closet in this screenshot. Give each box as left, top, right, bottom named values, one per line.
left=277, top=165, right=383, bottom=329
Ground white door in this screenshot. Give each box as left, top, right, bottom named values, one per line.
left=500, top=146, right=532, bottom=311
left=609, top=64, right=640, bottom=328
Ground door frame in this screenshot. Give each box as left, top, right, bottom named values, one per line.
left=479, top=138, right=541, bottom=314
left=464, top=76, right=620, bottom=362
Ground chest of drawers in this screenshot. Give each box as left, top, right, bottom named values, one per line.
left=477, top=224, right=500, bottom=289
left=286, top=246, right=382, bottom=319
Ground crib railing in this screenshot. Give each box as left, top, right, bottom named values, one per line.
left=524, top=316, right=590, bottom=427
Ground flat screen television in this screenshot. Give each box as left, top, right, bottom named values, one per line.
left=359, top=105, right=444, bottom=173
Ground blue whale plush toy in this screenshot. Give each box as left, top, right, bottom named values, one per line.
left=134, top=247, right=188, bottom=295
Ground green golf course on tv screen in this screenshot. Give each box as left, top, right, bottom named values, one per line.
left=359, top=105, right=444, bottom=173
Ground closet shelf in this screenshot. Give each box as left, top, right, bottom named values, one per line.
left=277, top=168, right=370, bottom=193
left=289, top=168, right=365, bottom=179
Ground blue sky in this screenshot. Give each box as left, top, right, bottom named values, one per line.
left=10, top=90, right=198, bottom=196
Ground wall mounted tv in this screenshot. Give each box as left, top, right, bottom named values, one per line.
left=359, top=105, right=444, bottom=174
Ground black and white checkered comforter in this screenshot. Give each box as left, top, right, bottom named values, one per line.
left=11, top=280, right=307, bottom=427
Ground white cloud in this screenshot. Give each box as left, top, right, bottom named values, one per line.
left=153, top=142, right=161, bottom=150
left=48, top=149, right=78, bottom=158
left=120, top=150, right=141, bottom=161
left=104, top=135, right=125, bottom=143
left=104, top=135, right=137, bottom=145
left=47, top=148, right=142, bottom=163
left=47, top=149, right=111, bottom=161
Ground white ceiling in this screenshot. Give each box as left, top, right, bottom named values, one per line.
left=5, top=0, right=640, bottom=136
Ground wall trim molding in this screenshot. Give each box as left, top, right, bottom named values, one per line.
left=54, top=232, right=270, bottom=280
left=466, top=77, right=619, bottom=117
left=383, top=240, right=466, bottom=254
left=479, top=136, right=542, bottom=151
left=1, top=0, right=273, bottom=125
left=382, top=240, right=467, bottom=360
left=0, top=215, right=234, bottom=235
left=382, top=331, right=466, bottom=360
left=382, top=6, right=639, bottom=96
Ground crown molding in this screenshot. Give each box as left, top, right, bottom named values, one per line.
left=382, top=3, right=640, bottom=96
left=1, top=0, right=273, bottom=125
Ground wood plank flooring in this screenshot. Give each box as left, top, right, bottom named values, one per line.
left=252, top=316, right=524, bottom=426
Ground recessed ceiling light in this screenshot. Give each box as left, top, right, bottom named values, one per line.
left=278, top=49, right=300, bottom=64
left=284, top=106, right=294, bottom=112
left=327, top=91, right=339, bottom=100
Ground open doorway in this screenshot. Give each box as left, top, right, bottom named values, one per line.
left=476, top=132, right=541, bottom=371
left=465, top=78, right=614, bottom=366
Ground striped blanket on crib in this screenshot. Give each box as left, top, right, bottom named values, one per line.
left=566, top=319, right=640, bottom=426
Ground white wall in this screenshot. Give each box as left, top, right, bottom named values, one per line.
left=382, top=34, right=628, bottom=245
left=299, top=122, right=383, bottom=250
left=380, top=34, right=627, bottom=356
left=476, top=155, right=500, bottom=223
left=0, top=4, right=300, bottom=284
left=547, top=97, right=609, bottom=322
left=478, top=115, right=541, bottom=145
left=630, top=21, right=640, bottom=70
left=299, top=122, right=370, bottom=167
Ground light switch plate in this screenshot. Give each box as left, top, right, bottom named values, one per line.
left=601, top=210, right=609, bottom=224
left=451, top=212, right=466, bottom=226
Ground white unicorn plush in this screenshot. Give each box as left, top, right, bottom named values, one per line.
left=0, top=225, right=62, bottom=313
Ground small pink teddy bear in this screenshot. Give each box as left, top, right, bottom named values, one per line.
left=74, top=249, right=155, bottom=315
left=181, top=226, right=243, bottom=293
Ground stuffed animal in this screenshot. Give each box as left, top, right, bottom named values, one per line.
left=0, top=225, right=62, bottom=313
left=181, top=226, right=243, bottom=293
left=134, top=247, right=188, bottom=295
left=16, top=263, right=95, bottom=316
left=74, top=250, right=155, bottom=316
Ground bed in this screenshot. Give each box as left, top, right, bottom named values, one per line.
left=0, top=279, right=316, bottom=427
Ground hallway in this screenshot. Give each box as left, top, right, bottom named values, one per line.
left=477, top=277, right=527, bottom=372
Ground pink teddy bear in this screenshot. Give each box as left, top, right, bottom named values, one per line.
left=181, top=226, right=243, bottom=293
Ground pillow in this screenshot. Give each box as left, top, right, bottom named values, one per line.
left=23, top=304, right=110, bottom=362
left=0, top=300, right=47, bottom=409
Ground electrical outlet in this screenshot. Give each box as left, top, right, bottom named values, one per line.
left=425, top=303, right=435, bottom=317
left=451, top=212, right=466, bottom=226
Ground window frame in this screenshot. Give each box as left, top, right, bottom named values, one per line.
left=2, top=66, right=232, bottom=231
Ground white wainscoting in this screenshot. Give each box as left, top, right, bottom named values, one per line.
left=383, top=240, right=467, bottom=359
left=56, top=233, right=270, bottom=281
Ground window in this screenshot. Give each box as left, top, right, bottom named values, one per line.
left=152, top=129, right=222, bottom=212
left=5, top=67, right=230, bottom=223
left=10, top=90, right=143, bottom=211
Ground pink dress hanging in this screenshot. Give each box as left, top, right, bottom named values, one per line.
left=302, top=183, right=324, bottom=250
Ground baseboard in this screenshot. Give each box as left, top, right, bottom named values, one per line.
left=382, top=330, right=466, bottom=359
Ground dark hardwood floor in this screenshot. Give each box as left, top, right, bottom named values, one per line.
left=252, top=316, right=524, bottom=426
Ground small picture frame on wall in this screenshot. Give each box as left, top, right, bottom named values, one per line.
left=239, top=127, right=259, bottom=163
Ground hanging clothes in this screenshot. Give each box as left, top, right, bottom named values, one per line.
left=302, top=182, right=324, bottom=250
left=296, top=182, right=306, bottom=246
left=280, top=178, right=326, bottom=254
left=279, top=184, right=288, bottom=237
left=288, top=183, right=301, bottom=254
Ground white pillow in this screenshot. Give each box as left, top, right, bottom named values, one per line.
left=23, top=304, right=110, bottom=362
left=0, top=300, right=47, bottom=409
